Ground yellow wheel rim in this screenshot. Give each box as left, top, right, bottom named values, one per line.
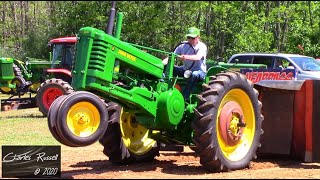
left=66, top=101, right=100, bottom=137
left=217, top=88, right=255, bottom=161
left=29, top=82, right=41, bottom=92
left=120, top=110, right=156, bottom=155
left=0, top=80, right=11, bottom=93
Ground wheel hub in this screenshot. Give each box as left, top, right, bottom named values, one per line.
left=219, top=101, right=246, bottom=146
left=47, top=90, right=61, bottom=103
left=66, top=101, right=101, bottom=138
left=43, top=87, right=64, bottom=109
left=76, top=113, right=90, bottom=125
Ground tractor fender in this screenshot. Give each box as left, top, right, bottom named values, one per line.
left=46, top=68, right=72, bottom=77
left=205, top=66, right=228, bottom=83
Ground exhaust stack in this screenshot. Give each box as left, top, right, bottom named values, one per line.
left=106, top=1, right=116, bottom=35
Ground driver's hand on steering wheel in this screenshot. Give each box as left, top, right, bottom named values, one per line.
left=177, top=55, right=186, bottom=61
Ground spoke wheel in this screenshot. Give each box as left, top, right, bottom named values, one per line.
left=99, top=102, right=159, bottom=164
left=120, top=111, right=157, bottom=155
left=10, top=64, right=24, bottom=95
left=11, top=76, right=26, bottom=95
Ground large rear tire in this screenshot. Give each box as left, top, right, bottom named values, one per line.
left=192, top=71, right=264, bottom=172
left=36, top=78, right=74, bottom=116
left=99, top=102, right=160, bottom=164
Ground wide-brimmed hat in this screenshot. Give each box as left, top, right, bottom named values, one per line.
left=185, top=27, right=200, bottom=38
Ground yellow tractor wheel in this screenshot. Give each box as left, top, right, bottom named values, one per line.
left=99, top=102, right=159, bottom=163
left=52, top=91, right=109, bottom=147
left=193, top=72, right=264, bottom=172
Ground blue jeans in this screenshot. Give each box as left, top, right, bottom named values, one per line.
left=173, top=66, right=206, bottom=100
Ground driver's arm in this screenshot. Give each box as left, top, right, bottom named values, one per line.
left=178, top=45, right=207, bottom=61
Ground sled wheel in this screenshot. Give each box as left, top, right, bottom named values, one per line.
left=192, top=71, right=264, bottom=172
left=11, top=76, right=27, bottom=95
left=36, top=78, right=74, bottom=116
left=99, top=102, right=159, bottom=164
left=55, top=91, right=108, bottom=147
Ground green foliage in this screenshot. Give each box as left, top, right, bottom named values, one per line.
left=227, top=13, right=276, bottom=57
left=1, top=1, right=320, bottom=61
left=22, top=30, right=51, bottom=59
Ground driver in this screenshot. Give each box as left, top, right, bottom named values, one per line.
left=162, top=27, right=208, bottom=100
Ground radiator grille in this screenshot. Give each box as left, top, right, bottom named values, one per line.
left=88, top=39, right=108, bottom=72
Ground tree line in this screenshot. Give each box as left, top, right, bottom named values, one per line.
left=0, top=1, right=319, bottom=61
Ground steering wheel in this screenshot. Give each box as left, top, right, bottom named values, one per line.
left=163, top=41, right=196, bottom=79
left=172, top=41, right=195, bottom=66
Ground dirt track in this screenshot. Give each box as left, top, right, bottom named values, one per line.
left=60, top=143, right=320, bottom=179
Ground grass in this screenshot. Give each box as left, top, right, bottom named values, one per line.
left=0, top=95, right=62, bottom=178
left=0, top=93, right=60, bottom=146
left=0, top=108, right=60, bottom=146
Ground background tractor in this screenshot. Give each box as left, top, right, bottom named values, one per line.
left=0, top=57, right=16, bottom=92
left=0, top=37, right=76, bottom=114
left=0, top=56, right=41, bottom=110
left=47, top=3, right=264, bottom=172
left=0, top=57, right=50, bottom=95
left=35, top=36, right=76, bottom=116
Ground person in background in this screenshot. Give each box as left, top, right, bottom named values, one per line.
left=275, top=59, right=284, bottom=69
left=163, top=27, right=208, bottom=100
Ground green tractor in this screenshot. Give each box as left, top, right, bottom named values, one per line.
left=0, top=57, right=16, bottom=91
left=0, top=58, right=31, bottom=95
left=47, top=6, right=264, bottom=172
left=0, top=56, right=40, bottom=105
left=0, top=57, right=37, bottom=110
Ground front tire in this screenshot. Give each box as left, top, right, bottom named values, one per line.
left=53, top=91, right=109, bottom=147
left=47, top=95, right=72, bottom=146
left=99, top=102, right=160, bottom=164
left=36, top=78, right=74, bottom=116
left=192, top=71, right=264, bottom=172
